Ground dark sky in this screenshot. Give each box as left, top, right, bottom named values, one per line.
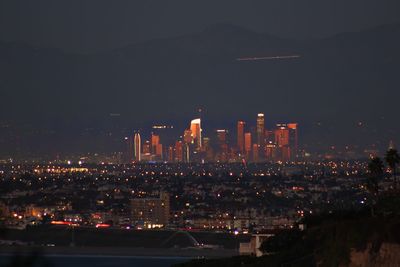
left=1, top=0, right=399, bottom=52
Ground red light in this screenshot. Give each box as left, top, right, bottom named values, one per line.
left=51, top=220, right=72, bottom=225
left=95, top=223, right=110, bottom=228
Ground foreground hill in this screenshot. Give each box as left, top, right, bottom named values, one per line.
left=175, top=195, right=400, bottom=266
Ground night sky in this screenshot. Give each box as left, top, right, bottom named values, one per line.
left=0, top=0, right=400, bottom=156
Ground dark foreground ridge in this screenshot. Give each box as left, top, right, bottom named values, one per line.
left=173, top=195, right=400, bottom=267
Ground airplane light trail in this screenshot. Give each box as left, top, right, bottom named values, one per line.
left=236, top=55, right=301, bottom=61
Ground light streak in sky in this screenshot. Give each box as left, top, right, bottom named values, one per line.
left=236, top=55, right=301, bottom=61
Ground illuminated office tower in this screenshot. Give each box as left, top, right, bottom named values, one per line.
left=244, top=132, right=252, bottom=160
left=256, top=113, right=265, bottom=147
left=183, top=129, right=193, bottom=144
left=168, top=146, right=174, bottom=162
left=156, top=144, right=163, bottom=159
left=216, top=129, right=228, bottom=145
left=216, top=129, right=229, bottom=162
left=174, top=141, right=183, bottom=162
left=237, top=121, right=245, bottom=153
left=151, top=134, right=160, bottom=153
left=287, top=123, right=298, bottom=160
left=275, top=124, right=290, bottom=162
left=265, top=130, right=274, bottom=143
left=265, top=142, right=277, bottom=161
left=252, top=144, right=259, bottom=162
left=190, top=118, right=202, bottom=150
left=151, top=133, right=163, bottom=159
left=202, top=137, right=214, bottom=162
left=183, top=143, right=190, bottom=163
left=134, top=132, right=141, bottom=162
left=143, top=140, right=151, bottom=155
left=275, top=125, right=290, bottom=147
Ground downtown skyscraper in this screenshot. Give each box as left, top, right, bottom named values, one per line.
left=256, top=113, right=265, bottom=147
left=134, top=132, right=141, bottom=162
left=237, top=121, right=245, bottom=154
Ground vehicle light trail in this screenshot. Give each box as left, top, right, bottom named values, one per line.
left=236, top=55, right=301, bottom=61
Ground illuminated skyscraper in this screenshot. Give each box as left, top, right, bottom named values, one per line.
left=244, top=132, right=252, bottom=157
left=275, top=125, right=290, bottom=147
left=183, top=129, right=193, bottom=144
left=275, top=124, right=290, bottom=162
left=252, top=143, right=259, bottom=162
left=150, top=133, right=163, bottom=160
left=287, top=123, right=298, bottom=160
left=174, top=140, right=183, bottom=162
left=190, top=118, right=202, bottom=150
left=168, top=146, right=174, bottom=162
left=143, top=140, right=151, bottom=155
left=216, top=129, right=228, bottom=162
left=256, top=113, right=265, bottom=147
left=134, top=132, right=141, bottom=162
left=237, top=121, right=245, bottom=153
left=151, top=134, right=160, bottom=152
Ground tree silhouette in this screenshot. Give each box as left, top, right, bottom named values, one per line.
left=367, top=157, right=384, bottom=216
left=385, top=149, right=400, bottom=189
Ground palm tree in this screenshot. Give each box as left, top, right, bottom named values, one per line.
left=385, top=149, right=400, bottom=189
left=367, top=157, right=384, bottom=216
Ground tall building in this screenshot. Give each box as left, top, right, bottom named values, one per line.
left=190, top=118, right=202, bottom=150
left=216, top=129, right=229, bottom=162
left=174, top=141, right=183, bottom=162
left=237, top=121, right=245, bottom=154
left=256, top=113, right=265, bottom=147
left=287, top=123, right=298, bottom=160
left=275, top=124, right=290, bottom=162
left=143, top=140, right=151, bottom=155
left=183, top=129, right=193, bottom=144
left=131, top=192, right=170, bottom=228
left=167, top=146, right=174, bottom=162
left=275, top=125, right=290, bottom=147
left=216, top=129, right=228, bottom=145
left=134, top=132, right=141, bottom=162
left=252, top=143, right=259, bottom=162
left=151, top=133, right=162, bottom=160
left=203, top=137, right=214, bottom=162
left=244, top=132, right=252, bottom=160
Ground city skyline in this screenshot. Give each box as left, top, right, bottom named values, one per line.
left=124, top=112, right=298, bottom=163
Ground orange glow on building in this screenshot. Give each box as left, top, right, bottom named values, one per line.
left=275, top=127, right=290, bottom=147
left=183, top=129, right=193, bottom=144
left=237, top=121, right=245, bottom=153
left=244, top=132, right=252, bottom=160
left=256, top=113, right=265, bottom=147
left=252, top=144, right=259, bottom=162
left=175, top=141, right=183, bottom=162
left=134, top=132, right=141, bottom=162
left=190, top=118, right=202, bottom=149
